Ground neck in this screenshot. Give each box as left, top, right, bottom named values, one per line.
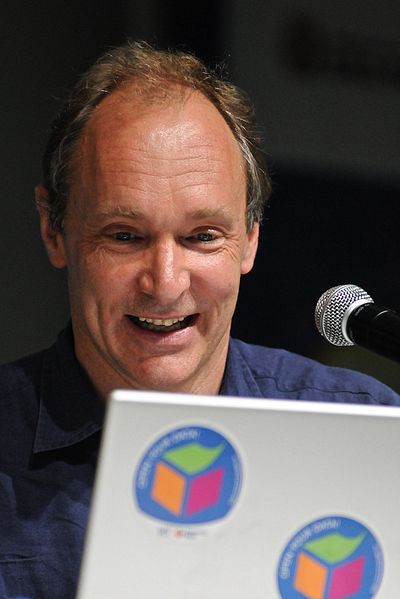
left=74, top=334, right=229, bottom=401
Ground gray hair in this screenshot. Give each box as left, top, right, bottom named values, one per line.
left=42, top=40, right=272, bottom=231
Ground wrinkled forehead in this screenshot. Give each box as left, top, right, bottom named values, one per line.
left=71, top=84, right=245, bottom=178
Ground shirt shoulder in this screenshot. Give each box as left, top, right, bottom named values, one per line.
left=228, top=338, right=400, bottom=405
left=0, top=351, right=46, bottom=463
left=0, top=351, right=45, bottom=397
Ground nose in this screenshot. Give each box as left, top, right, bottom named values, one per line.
left=137, top=238, right=190, bottom=304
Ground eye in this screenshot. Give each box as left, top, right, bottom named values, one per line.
left=187, top=229, right=223, bottom=243
left=112, top=231, right=138, bottom=242
left=191, top=232, right=215, bottom=242
left=184, top=229, right=224, bottom=251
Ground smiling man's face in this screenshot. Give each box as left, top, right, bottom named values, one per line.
left=37, top=86, right=259, bottom=397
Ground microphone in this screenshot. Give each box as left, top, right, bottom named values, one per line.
left=315, top=284, right=400, bottom=363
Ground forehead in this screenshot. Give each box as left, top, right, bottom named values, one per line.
left=73, top=85, right=245, bottom=181
left=65, top=86, right=248, bottom=230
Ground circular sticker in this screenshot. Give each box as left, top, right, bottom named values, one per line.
left=277, top=515, right=383, bottom=599
left=134, top=425, right=242, bottom=526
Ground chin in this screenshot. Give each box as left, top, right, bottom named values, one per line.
left=133, top=374, right=190, bottom=393
left=125, top=359, right=198, bottom=393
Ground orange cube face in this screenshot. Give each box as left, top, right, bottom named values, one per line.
left=151, top=462, right=186, bottom=516
left=294, top=552, right=328, bottom=599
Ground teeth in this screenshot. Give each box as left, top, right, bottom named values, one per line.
left=138, top=316, right=185, bottom=326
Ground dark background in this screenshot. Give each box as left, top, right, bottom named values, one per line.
left=1, top=0, right=399, bottom=391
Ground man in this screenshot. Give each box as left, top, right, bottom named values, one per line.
left=0, top=41, right=398, bottom=599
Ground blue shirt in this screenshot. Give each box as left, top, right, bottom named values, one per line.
left=0, top=325, right=398, bottom=598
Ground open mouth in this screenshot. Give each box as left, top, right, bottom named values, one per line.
left=127, top=314, right=195, bottom=333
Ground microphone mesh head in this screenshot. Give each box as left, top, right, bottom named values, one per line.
left=315, top=284, right=373, bottom=346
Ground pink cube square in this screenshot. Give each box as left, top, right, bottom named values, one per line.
left=185, top=467, right=224, bottom=515
left=329, top=556, right=365, bottom=599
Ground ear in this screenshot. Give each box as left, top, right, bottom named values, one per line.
left=35, top=185, right=67, bottom=269
left=241, top=222, right=259, bottom=274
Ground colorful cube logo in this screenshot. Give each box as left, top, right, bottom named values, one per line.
left=294, top=532, right=365, bottom=599
left=277, top=516, right=384, bottom=599
left=135, top=426, right=242, bottom=525
left=151, top=443, right=225, bottom=516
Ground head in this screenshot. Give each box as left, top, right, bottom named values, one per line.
left=41, top=41, right=271, bottom=233
left=36, top=41, right=272, bottom=397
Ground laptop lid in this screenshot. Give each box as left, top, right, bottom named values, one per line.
left=76, top=390, right=400, bottom=598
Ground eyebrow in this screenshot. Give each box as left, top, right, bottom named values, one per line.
left=95, top=205, right=234, bottom=221
left=96, top=207, right=140, bottom=219
left=187, top=207, right=233, bottom=220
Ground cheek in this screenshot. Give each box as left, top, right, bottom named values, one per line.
left=67, top=251, right=132, bottom=307
left=194, top=257, right=242, bottom=304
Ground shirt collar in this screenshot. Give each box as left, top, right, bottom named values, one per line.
left=219, top=338, right=263, bottom=397
left=33, top=323, right=105, bottom=454
left=32, top=331, right=257, bottom=453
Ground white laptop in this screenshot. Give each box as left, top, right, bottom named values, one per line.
left=76, top=390, right=400, bottom=598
